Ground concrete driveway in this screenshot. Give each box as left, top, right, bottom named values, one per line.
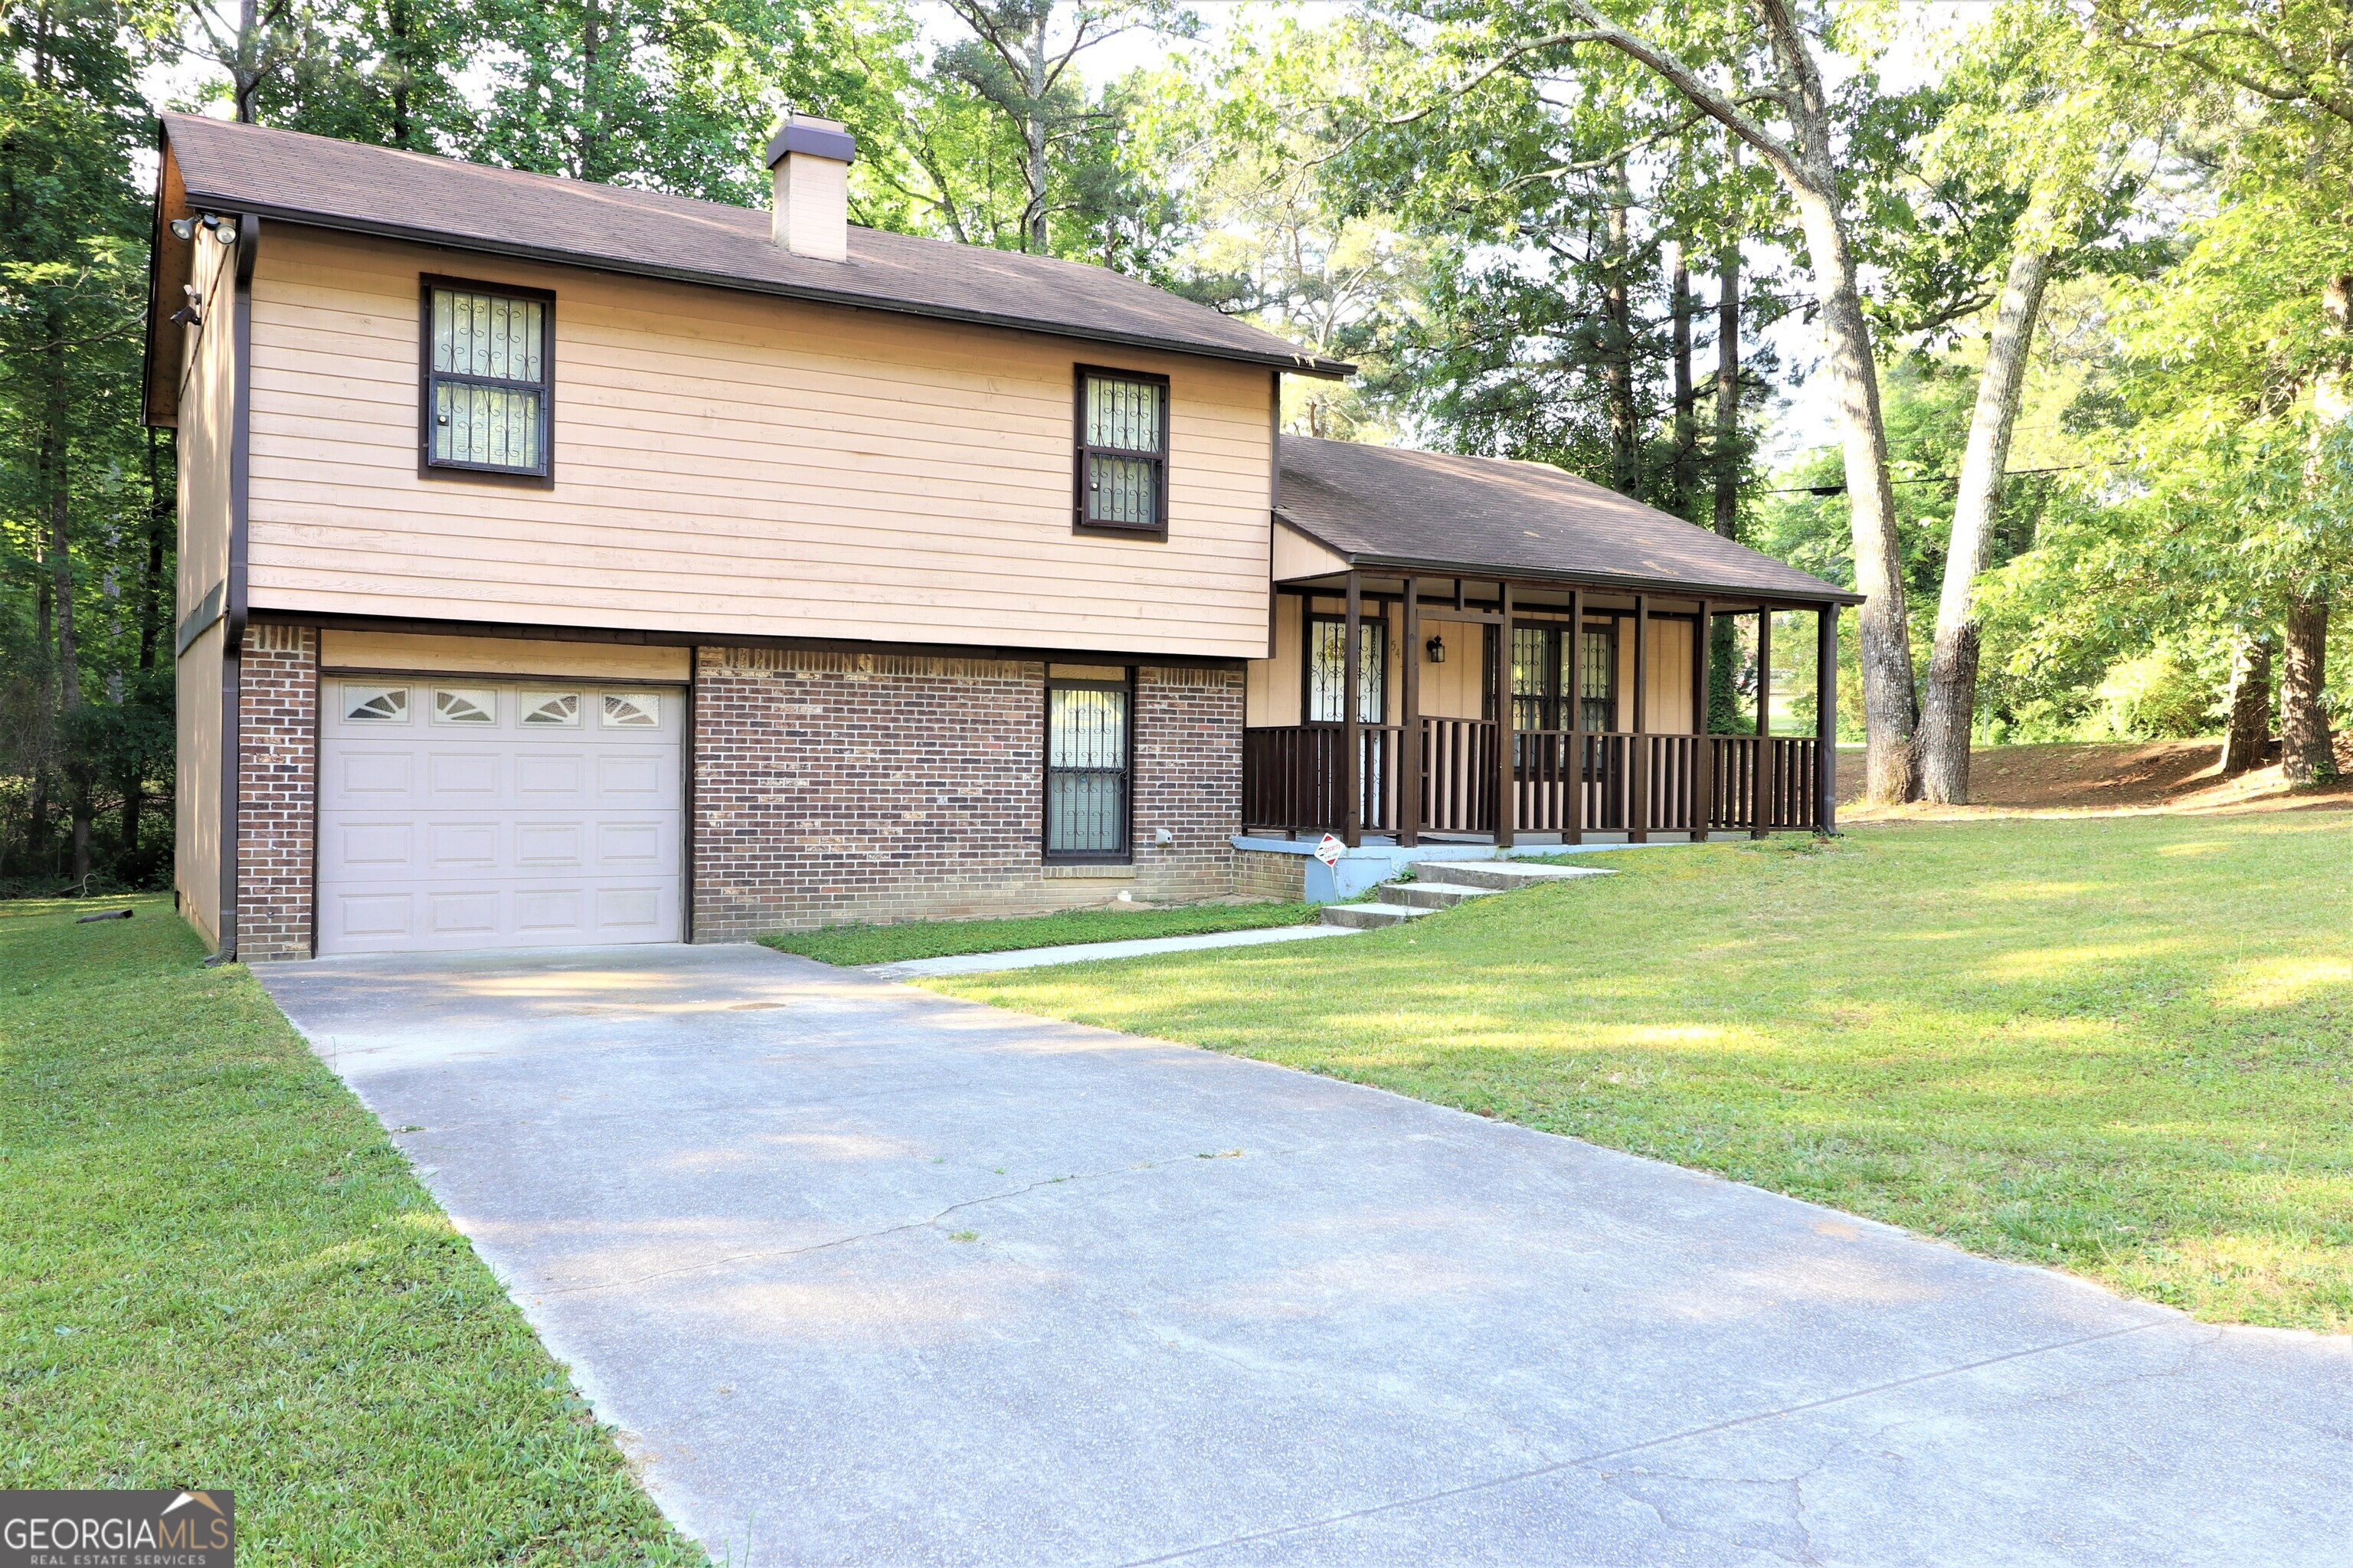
left=259, top=944, right=2351, bottom=1568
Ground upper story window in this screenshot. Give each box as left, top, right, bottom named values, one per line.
left=422, top=278, right=553, bottom=483
left=1075, top=368, right=1168, bottom=533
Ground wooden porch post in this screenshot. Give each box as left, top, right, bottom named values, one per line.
left=1692, top=600, right=1712, bottom=843
left=1343, top=569, right=1363, bottom=847
left=1496, top=579, right=1516, bottom=849
left=1631, top=593, right=1649, bottom=843
left=1817, top=603, right=1838, bottom=833
left=1401, top=574, right=1422, bottom=847
left=1565, top=587, right=1585, bottom=846
left=1752, top=604, right=1772, bottom=838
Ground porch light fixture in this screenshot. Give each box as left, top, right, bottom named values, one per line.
left=170, top=216, right=196, bottom=241
left=1425, top=634, right=1446, bottom=664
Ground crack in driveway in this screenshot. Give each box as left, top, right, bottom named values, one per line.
left=1114, top=1320, right=2168, bottom=1567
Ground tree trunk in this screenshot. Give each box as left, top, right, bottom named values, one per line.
left=2218, top=630, right=2275, bottom=774
left=1603, top=166, right=1640, bottom=497
left=1708, top=235, right=1743, bottom=731
left=46, top=348, right=77, bottom=717
left=1670, top=241, right=1697, bottom=519
left=2281, top=594, right=2336, bottom=783
left=389, top=0, right=414, bottom=148
left=1713, top=228, right=1741, bottom=542
left=1788, top=183, right=1918, bottom=802
left=126, top=429, right=171, bottom=860
left=234, top=0, right=260, bottom=121
left=1919, top=246, right=2052, bottom=804
left=1023, top=11, right=1049, bottom=253
left=578, top=0, right=606, bottom=180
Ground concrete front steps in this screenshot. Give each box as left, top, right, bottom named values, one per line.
left=1318, top=857, right=1612, bottom=929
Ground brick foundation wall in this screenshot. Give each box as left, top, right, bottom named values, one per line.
left=236, top=624, right=316, bottom=961
left=692, top=648, right=1243, bottom=938
left=1232, top=847, right=1307, bottom=903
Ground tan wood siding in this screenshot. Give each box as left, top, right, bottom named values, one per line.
left=1271, top=519, right=1348, bottom=582
left=172, top=223, right=238, bottom=950
left=1640, top=614, right=1695, bottom=734
left=244, top=229, right=1275, bottom=659
left=319, top=630, right=690, bottom=682
left=1415, top=614, right=1486, bottom=721
left=176, top=229, right=236, bottom=624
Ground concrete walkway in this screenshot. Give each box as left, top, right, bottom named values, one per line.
left=866, top=920, right=1356, bottom=979
left=258, top=944, right=2351, bottom=1568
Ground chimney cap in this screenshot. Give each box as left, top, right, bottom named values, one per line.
left=765, top=113, right=856, bottom=170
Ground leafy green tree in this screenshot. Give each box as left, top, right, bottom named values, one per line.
left=247, top=0, right=475, bottom=148
left=461, top=0, right=879, bottom=205
left=2076, top=0, right=2350, bottom=781
left=1, top=0, right=173, bottom=887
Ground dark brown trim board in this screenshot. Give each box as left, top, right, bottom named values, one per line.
left=215, top=214, right=259, bottom=963
left=307, top=635, right=322, bottom=957
left=259, top=608, right=1250, bottom=674
left=684, top=649, right=699, bottom=942
left=417, top=272, right=557, bottom=487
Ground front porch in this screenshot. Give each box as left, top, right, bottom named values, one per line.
left=1242, top=569, right=1840, bottom=848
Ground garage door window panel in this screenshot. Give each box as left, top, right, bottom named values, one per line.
left=343, top=685, right=411, bottom=723
left=522, top=691, right=581, bottom=727
left=601, top=692, right=661, bottom=728
left=433, top=687, right=498, bottom=725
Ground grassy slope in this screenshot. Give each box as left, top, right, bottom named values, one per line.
left=0, top=898, right=697, bottom=1566
left=762, top=900, right=1318, bottom=966
left=938, top=815, right=2353, bottom=1332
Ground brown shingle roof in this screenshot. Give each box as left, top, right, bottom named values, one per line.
left=1278, top=437, right=1862, bottom=604
left=159, top=113, right=1350, bottom=378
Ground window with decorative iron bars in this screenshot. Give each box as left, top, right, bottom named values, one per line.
left=1579, top=626, right=1616, bottom=732
left=1045, top=676, right=1131, bottom=861
left=1493, top=622, right=1616, bottom=732
left=1512, top=624, right=1561, bottom=732
left=422, top=278, right=552, bottom=480
left=1306, top=614, right=1385, bottom=724
left=1074, top=368, right=1168, bottom=532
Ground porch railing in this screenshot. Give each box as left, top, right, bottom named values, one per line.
left=1709, top=734, right=1820, bottom=833
left=1242, top=725, right=1401, bottom=836
left=1243, top=721, right=1820, bottom=839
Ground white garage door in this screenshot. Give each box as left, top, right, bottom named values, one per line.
left=318, top=678, right=685, bottom=955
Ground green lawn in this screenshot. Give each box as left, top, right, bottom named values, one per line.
left=934, top=813, right=2353, bottom=1333
left=0, top=899, right=698, bottom=1565
left=761, top=899, right=1318, bottom=966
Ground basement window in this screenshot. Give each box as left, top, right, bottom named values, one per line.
left=421, top=277, right=553, bottom=483
left=1044, top=673, right=1131, bottom=862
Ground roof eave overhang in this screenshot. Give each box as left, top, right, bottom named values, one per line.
left=185, top=194, right=1358, bottom=380
left=1274, top=512, right=1865, bottom=607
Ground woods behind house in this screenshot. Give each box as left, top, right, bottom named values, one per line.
left=3, top=0, right=2345, bottom=890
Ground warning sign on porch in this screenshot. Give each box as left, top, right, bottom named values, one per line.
left=1314, top=833, right=1346, bottom=866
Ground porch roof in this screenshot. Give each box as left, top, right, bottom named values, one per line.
left=1276, top=437, right=1864, bottom=606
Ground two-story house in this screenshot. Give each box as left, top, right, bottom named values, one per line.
left=147, top=113, right=1855, bottom=962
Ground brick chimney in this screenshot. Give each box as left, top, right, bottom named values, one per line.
left=764, top=112, right=855, bottom=262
